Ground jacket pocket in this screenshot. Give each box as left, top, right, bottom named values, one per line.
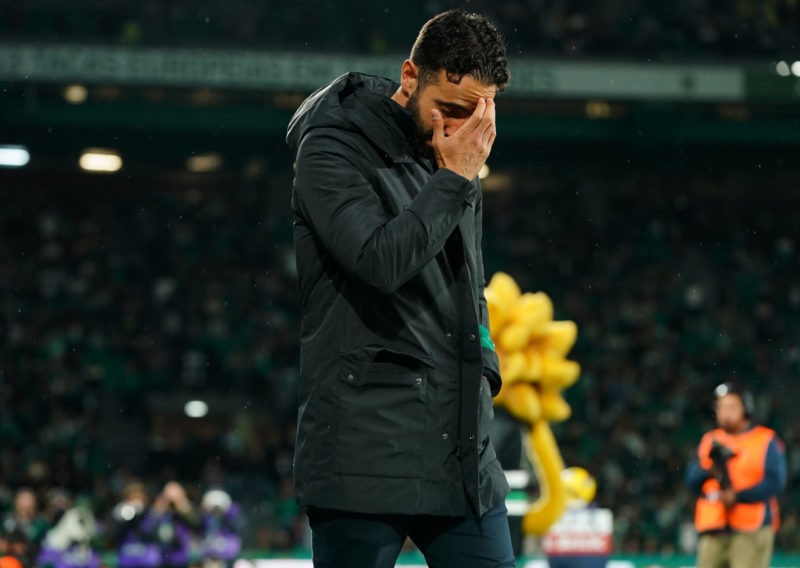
left=335, top=355, right=427, bottom=479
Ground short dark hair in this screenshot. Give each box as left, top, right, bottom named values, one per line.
left=410, top=10, right=510, bottom=91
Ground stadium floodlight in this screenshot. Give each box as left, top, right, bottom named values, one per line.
left=479, top=164, right=490, bottom=180
left=585, top=100, right=612, bottom=119
left=79, top=149, right=123, bottom=172
left=186, top=152, right=223, bottom=173
left=792, top=61, right=800, bottom=77
left=0, top=145, right=30, bottom=168
left=776, top=61, right=791, bottom=77
left=184, top=400, right=209, bottom=418
left=64, top=84, right=88, bottom=104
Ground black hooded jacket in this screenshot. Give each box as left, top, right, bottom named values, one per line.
left=286, top=72, right=508, bottom=517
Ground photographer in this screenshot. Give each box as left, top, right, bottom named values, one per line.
left=111, top=482, right=161, bottom=568
left=149, top=482, right=199, bottom=568
left=112, top=481, right=199, bottom=568
left=686, top=383, right=786, bottom=568
left=198, top=490, right=242, bottom=568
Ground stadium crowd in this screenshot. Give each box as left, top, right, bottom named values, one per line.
left=0, top=175, right=304, bottom=559
left=0, top=0, right=798, bottom=60
left=1, top=149, right=799, bottom=562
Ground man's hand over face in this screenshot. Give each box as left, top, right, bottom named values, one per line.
left=431, top=97, right=496, bottom=181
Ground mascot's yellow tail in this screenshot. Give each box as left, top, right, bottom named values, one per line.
left=523, top=422, right=566, bottom=535
left=485, top=272, right=581, bottom=535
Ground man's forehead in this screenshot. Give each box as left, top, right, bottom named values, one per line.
left=431, top=69, right=497, bottom=102
left=717, top=394, right=743, bottom=406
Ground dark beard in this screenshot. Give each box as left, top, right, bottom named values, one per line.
left=406, top=91, right=435, bottom=162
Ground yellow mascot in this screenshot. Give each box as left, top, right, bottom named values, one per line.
left=485, top=272, right=581, bottom=535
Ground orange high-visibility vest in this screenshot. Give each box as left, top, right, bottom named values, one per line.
left=0, top=557, right=23, bottom=568
left=694, top=425, right=780, bottom=534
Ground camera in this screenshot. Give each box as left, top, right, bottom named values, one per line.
left=708, top=440, right=735, bottom=489
left=709, top=440, right=734, bottom=464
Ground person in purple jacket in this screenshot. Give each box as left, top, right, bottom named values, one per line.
left=199, top=490, right=243, bottom=568
left=149, top=482, right=200, bottom=568
left=112, top=482, right=162, bottom=568
left=113, top=481, right=199, bottom=568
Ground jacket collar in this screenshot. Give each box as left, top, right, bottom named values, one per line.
left=287, top=72, right=431, bottom=167
left=342, top=75, right=421, bottom=165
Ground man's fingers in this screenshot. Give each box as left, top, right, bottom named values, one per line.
left=485, top=98, right=496, bottom=129
left=485, top=126, right=497, bottom=150
left=477, top=98, right=496, bottom=139
left=433, top=97, right=497, bottom=179
left=461, top=97, right=487, bottom=133
left=431, top=109, right=447, bottom=166
left=431, top=109, right=445, bottom=143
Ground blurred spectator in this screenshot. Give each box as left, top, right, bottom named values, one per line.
left=149, top=482, right=199, bottom=568
left=199, top=489, right=242, bottom=568
left=0, top=523, right=29, bottom=568
left=111, top=482, right=161, bottom=568
left=1, top=490, right=47, bottom=559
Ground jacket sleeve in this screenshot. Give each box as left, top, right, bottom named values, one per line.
left=474, top=185, right=502, bottom=396
left=736, top=436, right=787, bottom=503
left=687, top=432, right=716, bottom=494
left=293, top=131, right=477, bottom=294
left=685, top=458, right=712, bottom=495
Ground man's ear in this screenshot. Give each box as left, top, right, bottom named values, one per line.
left=400, top=60, right=421, bottom=98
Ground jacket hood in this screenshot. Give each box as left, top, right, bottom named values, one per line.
left=286, top=72, right=412, bottom=161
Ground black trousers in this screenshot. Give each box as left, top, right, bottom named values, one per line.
left=307, top=501, right=516, bottom=568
